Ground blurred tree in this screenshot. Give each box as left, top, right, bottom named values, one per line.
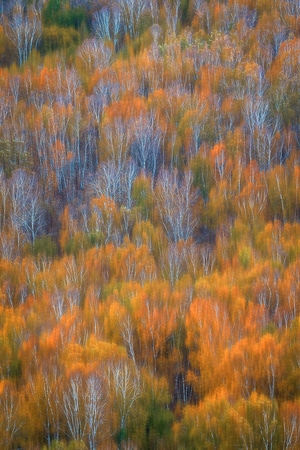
left=4, top=1, right=41, bottom=65
left=154, top=169, right=200, bottom=242
left=9, top=169, right=46, bottom=245
left=107, top=360, right=141, bottom=448
left=0, top=380, right=21, bottom=449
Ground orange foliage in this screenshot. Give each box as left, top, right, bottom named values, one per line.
left=1, top=2, right=300, bottom=448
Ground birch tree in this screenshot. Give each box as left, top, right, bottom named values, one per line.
left=4, top=1, right=41, bottom=66
left=154, top=169, right=199, bottom=242
left=107, top=360, right=141, bottom=448
left=9, top=169, right=46, bottom=245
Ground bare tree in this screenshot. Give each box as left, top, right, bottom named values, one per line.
left=117, top=0, right=149, bottom=38
left=87, top=94, right=105, bottom=124
left=0, top=381, right=21, bottom=449
left=194, top=0, right=212, bottom=33
left=92, top=4, right=122, bottom=49
left=92, top=8, right=112, bottom=41
left=130, top=111, right=164, bottom=179
left=120, top=315, right=137, bottom=366
left=88, top=159, right=137, bottom=208
left=149, top=0, right=159, bottom=22
left=93, top=77, right=121, bottom=107
left=9, top=169, right=46, bottom=244
left=4, top=1, right=41, bottom=66
left=281, top=401, right=300, bottom=450
left=39, top=368, right=62, bottom=446
left=101, top=116, right=132, bottom=171
left=248, top=397, right=280, bottom=450
left=276, top=0, right=300, bottom=31
left=164, top=0, right=181, bottom=35
left=154, top=169, right=199, bottom=242
left=89, top=160, right=121, bottom=205
left=111, top=5, right=122, bottom=50
left=243, top=96, right=270, bottom=164
left=159, top=242, right=186, bottom=288
left=243, top=94, right=284, bottom=168
left=199, top=243, right=216, bottom=276
left=61, top=373, right=85, bottom=442
left=8, top=75, right=21, bottom=105
left=76, top=39, right=113, bottom=73
left=84, top=373, right=108, bottom=450
left=107, top=360, right=141, bottom=447
left=61, top=369, right=108, bottom=447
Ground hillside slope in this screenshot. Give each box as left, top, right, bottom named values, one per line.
left=0, top=0, right=300, bottom=448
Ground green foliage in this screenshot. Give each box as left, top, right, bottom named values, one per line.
left=40, top=26, right=80, bottom=54
left=8, top=352, right=22, bottom=380
left=43, top=441, right=87, bottom=450
left=86, top=231, right=104, bottom=248
left=42, top=0, right=62, bottom=25
left=132, top=175, right=154, bottom=221
left=0, top=141, right=32, bottom=177
left=191, top=153, right=213, bottom=203
left=180, top=0, right=191, bottom=25
left=238, top=245, right=252, bottom=269
left=63, top=233, right=88, bottom=255
left=144, top=401, right=174, bottom=449
left=42, top=0, right=88, bottom=30
left=26, top=236, right=58, bottom=258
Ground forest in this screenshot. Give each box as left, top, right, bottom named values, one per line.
left=0, top=0, right=300, bottom=448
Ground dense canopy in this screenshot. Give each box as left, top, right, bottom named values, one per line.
left=0, top=0, right=300, bottom=448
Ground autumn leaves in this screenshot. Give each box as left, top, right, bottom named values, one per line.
left=0, top=0, right=300, bottom=448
